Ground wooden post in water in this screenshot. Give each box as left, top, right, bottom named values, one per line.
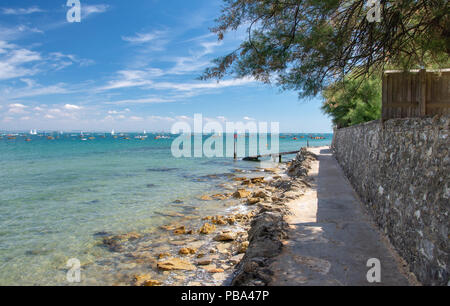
left=233, top=133, right=237, bottom=160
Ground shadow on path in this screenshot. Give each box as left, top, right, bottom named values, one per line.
left=269, top=147, right=410, bottom=286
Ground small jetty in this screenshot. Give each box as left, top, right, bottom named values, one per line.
left=243, top=150, right=300, bottom=162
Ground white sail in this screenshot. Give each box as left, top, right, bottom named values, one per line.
left=111, top=129, right=115, bottom=135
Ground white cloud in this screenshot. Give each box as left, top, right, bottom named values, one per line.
left=151, top=77, right=255, bottom=92
left=176, top=115, right=190, bottom=121
left=20, top=78, right=37, bottom=88
left=7, top=84, right=69, bottom=99
left=9, top=103, right=27, bottom=109
left=148, top=115, right=176, bottom=122
left=44, top=114, right=55, bottom=119
left=0, top=43, right=41, bottom=80
left=64, top=104, right=82, bottom=110
left=2, top=6, right=44, bottom=15
left=122, top=31, right=161, bottom=43
left=98, top=69, right=163, bottom=91
left=8, top=103, right=28, bottom=114
left=106, top=97, right=174, bottom=105
left=82, top=5, right=109, bottom=18
left=107, top=109, right=131, bottom=114
left=0, top=25, right=43, bottom=41
left=243, top=116, right=256, bottom=121
left=129, top=116, right=143, bottom=121
left=49, top=52, right=94, bottom=70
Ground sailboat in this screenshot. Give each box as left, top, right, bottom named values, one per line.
left=30, top=129, right=37, bottom=135
left=111, top=129, right=115, bottom=136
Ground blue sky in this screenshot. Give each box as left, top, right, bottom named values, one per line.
left=0, top=0, right=332, bottom=132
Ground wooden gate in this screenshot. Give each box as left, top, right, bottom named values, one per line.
left=382, top=69, right=450, bottom=120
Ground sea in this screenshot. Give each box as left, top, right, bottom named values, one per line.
left=0, top=132, right=332, bottom=285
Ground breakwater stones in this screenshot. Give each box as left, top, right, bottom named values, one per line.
left=231, top=149, right=317, bottom=286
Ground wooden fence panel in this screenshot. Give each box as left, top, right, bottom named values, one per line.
left=382, top=69, right=450, bottom=120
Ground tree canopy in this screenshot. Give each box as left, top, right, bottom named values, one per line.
left=201, top=0, right=450, bottom=97
left=321, top=72, right=381, bottom=128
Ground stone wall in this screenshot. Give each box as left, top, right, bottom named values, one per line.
left=332, top=116, right=449, bottom=286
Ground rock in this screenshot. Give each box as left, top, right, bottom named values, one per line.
left=247, top=198, right=261, bottom=205
left=158, top=252, right=171, bottom=259
left=231, top=212, right=288, bottom=286
left=232, top=189, right=251, bottom=199
left=207, top=268, right=224, bottom=273
left=212, top=272, right=227, bottom=281
left=241, top=179, right=252, bottom=186
left=251, top=177, right=265, bottom=184
left=214, top=232, right=237, bottom=241
left=233, top=177, right=248, bottom=182
left=227, top=216, right=237, bottom=225
left=241, top=182, right=255, bottom=188
left=211, top=216, right=228, bottom=225
left=173, top=226, right=186, bottom=235
left=133, top=274, right=153, bottom=286
left=216, top=243, right=232, bottom=254
left=160, top=225, right=177, bottom=231
left=143, top=280, right=162, bottom=286
left=202, top=264, right=216, bottom=270
left=102, top=232, right=142, bottom=251
left=211, top=193, right=230, bottom=200
left=157, top=258, right=196, bottom=271
left=179, top=248, right=196, bottom=255
left=128, top=251, right=153, bottom=260
left=238, top=241, right=249, bottom=253
left=170, top=240, right=188, bottom=246
left=200, top=195, right=213, bottom=201
left=196, top=258, right=213, bottom=266
left=199, top=223, right=216, bottom=234
left=229, top=254, right=245, bottom=265
left=253, top=190, right=270, bottom=198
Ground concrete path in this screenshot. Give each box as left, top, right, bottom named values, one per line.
left=270, top=147, right=413, bottom=286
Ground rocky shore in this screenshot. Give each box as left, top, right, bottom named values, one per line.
left=93, top=148, right=316, bottom=286
left=232, top=148, right=317, bottom=286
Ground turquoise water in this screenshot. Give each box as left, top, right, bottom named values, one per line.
left=0, top=133, right=331, bottom=285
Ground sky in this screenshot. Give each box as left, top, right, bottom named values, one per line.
left=0, top=0, right=332, bottom=133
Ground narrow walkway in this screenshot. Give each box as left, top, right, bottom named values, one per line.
left=270, top=147, right=412, bottom=286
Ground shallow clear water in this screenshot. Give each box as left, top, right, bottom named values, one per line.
left=0, top=133, right=331, bottom=285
